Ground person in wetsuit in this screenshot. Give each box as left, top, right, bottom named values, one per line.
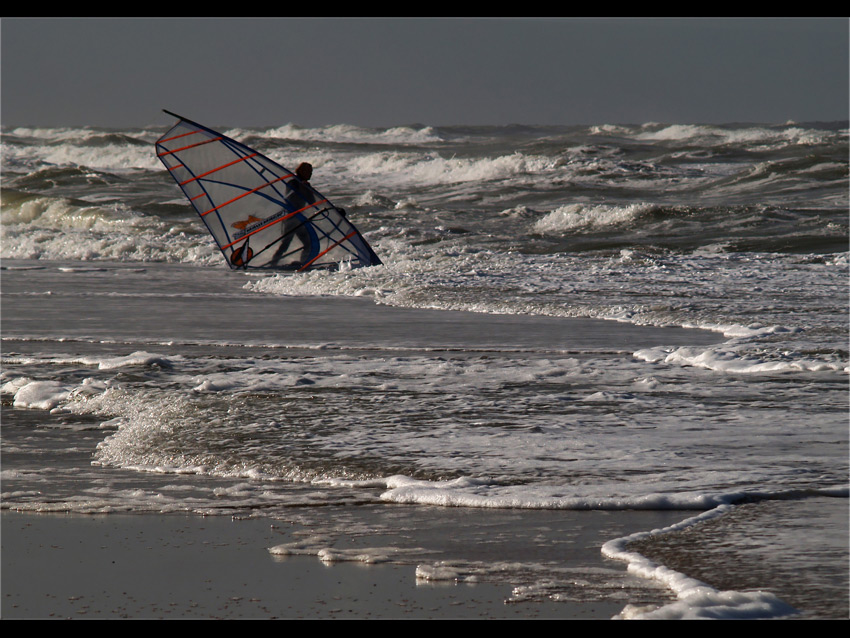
left=270, top=162, right=316, bottom=268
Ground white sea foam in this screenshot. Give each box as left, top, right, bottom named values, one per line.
left=9, top=380, right=72, bottom=410
left=532, top=203, right=658, bottom=233
left=3, top=351, right=177, bottom=371
left=1, top=194, right=139, bottom=230
left=634, top=344, right=847, bottom=374
left=1, top=194, right=217, bottom=263
left=325, top=149, right=559, bottom=190
left=377, top=475, right=741, bottom=511
left=12, top=344, right=839, bottom=510
left=602, top=506, right=799, bottom=619
left=633, top=124, right=831, bottom=149
left=2, top=138, right=160, bottom=172
left=254, top=122, right=444, bottom=145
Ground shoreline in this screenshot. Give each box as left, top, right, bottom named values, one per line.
left=1, top=508, right=675, bottom=620
left=0, top=259, right=725, bottom=355
left=625, top=496, right=849, bottom=620
left=5, top=496, right=845, bottom=620
left=4, top=495, right=847, bottom=619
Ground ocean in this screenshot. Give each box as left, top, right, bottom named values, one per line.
left=1, top=119, right=848, bottom=618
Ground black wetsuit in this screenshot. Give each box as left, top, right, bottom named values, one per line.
left=269, top=180, right=315, bottom=268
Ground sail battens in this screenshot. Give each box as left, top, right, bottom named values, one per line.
left=156, top=136, right=224, bottom=157
left=157, top=128, right=203, bottom=144
left=180, top=153, right=259, bottom=185
left=198, top=175, right=294, bottom=217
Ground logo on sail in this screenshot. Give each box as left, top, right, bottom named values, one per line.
left=231, top=214, right=273, bottom=240
left=232, top=215, right=262, bottom=230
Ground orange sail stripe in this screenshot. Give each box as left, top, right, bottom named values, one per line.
left=156, top=129, right=202, bottom=145
left=156, top=136, right=223, bottom=157
left=298, top=230, right=358, bottom=271
left=179, top=153, right=259, bottom=185
left=221, top=200, right=329, bottom=250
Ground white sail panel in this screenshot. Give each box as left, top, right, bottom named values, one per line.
left=155, top=111, right=382, bottom=271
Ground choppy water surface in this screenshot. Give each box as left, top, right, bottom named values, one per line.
left=2, top=119, right=847, bottom=618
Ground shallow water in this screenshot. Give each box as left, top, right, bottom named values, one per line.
left=2, top=119, right=847, bottom=617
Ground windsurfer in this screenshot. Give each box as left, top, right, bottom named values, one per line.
left=291, top=163, right=315, bottom=205
left=157, top=112, right=380, bottom=271
left=270, top=163, right=316, bottom=268
left=291, top=162, right=346, bottom=217
left=296, top=162, right=313, bottom=185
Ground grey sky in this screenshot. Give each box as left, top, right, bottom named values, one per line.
left=1, top=17, right=847, bottom=128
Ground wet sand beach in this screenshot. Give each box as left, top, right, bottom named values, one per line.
left=1, top=508, right=684, bottom=620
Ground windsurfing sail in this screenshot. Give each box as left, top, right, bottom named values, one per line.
left=155, top=110, right=382, bottom=271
